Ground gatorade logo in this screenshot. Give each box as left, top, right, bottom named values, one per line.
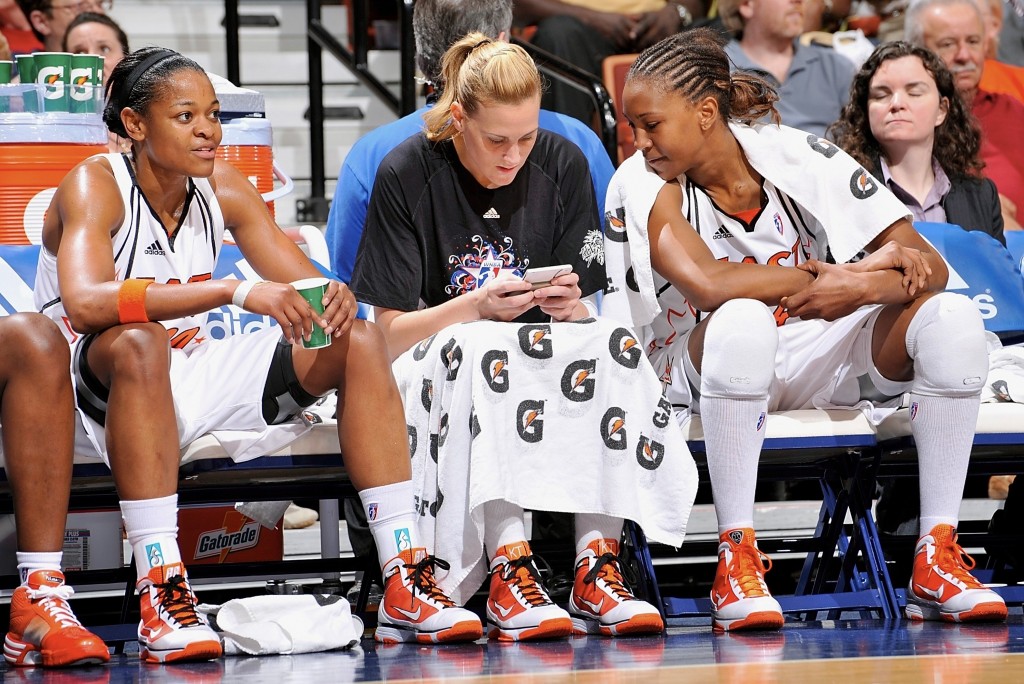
left=146, top=543, right=165, bottom=568
left=394, top=528, right=412, bottom=552
left=38, top=66, right=65, bottom=99
left=70, top=67, right=93, bottom=101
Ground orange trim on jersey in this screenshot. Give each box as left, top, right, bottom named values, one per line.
left=117, top=279, right=152, bottom=324
left=731, top=207, right=760, bottom=225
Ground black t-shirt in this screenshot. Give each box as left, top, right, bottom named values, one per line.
left=350, top=130, right=605, bottom=323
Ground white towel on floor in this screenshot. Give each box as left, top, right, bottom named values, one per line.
left=199, top=595, right=362, bottom=656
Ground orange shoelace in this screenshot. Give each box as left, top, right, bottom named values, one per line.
left=729, top=544, right=773, bottom=598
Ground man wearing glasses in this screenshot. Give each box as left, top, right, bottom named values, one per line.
left=17, top=0, right=111, bottom=52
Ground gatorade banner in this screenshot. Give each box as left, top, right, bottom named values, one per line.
left=915, top=222, right=1024, bottom=335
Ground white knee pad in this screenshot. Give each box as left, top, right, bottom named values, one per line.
left=906, top=292, right=987, bottom=397
left=697, top=299, right=778, bottom=399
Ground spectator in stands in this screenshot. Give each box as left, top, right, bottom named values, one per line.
left=717, top=0, right=856, bottom=138
left=977, top=0, right=1024, bottom=101
left=998, top=0, right=1024, bottom=65
left=34, top=47, right=484, bottom=659
left=63, top=11, right=128, bottom=153
left=325, top=0, right=617, bottom=601
left=327, top=0, right=614, bottom=286
left=2, top=314, right=109, bottom=669
left=351, top=33, right=695, bottom=642
left=906, top=0, right=1024, bottom=227
left=17, top=0, right=109, bottom=53
left=606, top=27, right=1007, bottom=629
left=830, top=41, right=1005, bottom=244
left=1, top=0, right=39, bottom=56
left=512, top=0, right=706, bottom=125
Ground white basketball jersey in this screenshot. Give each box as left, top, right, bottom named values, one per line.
left=645, top=179, right=831, bottom=381
left=36, top=153, right=226, bottom=352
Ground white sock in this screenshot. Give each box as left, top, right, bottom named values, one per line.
left=120, top=494, right=182, bottom=582
left=359, top=481, right=420, bottom=568
left=482, top=499, right=528, bottom=559
left=912, top=393, right=978, bottom=534
left=16, top=551, right=63, bottom=586
left=702, top=396, right=765, bottom=535
left=574, top=512, right=624, bottom=556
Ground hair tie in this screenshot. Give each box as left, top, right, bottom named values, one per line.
left=118, top=49, right=177, bottom=105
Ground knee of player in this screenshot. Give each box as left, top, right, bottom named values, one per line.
left=907, top=293, right=987, bottom=396
left=346, top=319, right=390, bottom=363
left=106, top=323, right=172, bottom=375
left=2, top=313, right=69, bottom=363
left=699, top=299, right=777, bottom=398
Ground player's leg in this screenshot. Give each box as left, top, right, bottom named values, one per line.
left=688, top=299, right=784, bottom=632
left=873, top=293, right=1006, bottom=623
left=568, top=513, right=664, bottom=637
left=291, top=320, right=482, bottom=644
left=2, top=314, right=109, bottom=667
left=82, top=323, right=221, bottom=662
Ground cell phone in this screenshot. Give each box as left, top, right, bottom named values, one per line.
left=522, top=264, right=573, bottom=290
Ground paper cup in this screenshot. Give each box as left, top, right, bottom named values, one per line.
left=34, top=52, right=72, bottom=112
left=291, top=277, right=331, bottom=349
left=69, top=54, right=103, bottom=114
left=0, top=63, right=13, bottom=113
left=15, top=55, right=36, bottom=112
left=0, top=61, right=13, bottom=84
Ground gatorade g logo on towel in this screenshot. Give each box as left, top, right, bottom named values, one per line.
left=407, top=425, right=417, bottom=457
left=850, top=167, right=879, bottom=199
left=519, top=324, right=553, bottom=359
left=626, top=266, right=640, bottom=293
left=562, top=359, right=597, bottom=403
left=430, top=490, right=444, bottom=517
left=605, top=208, right=628, bottom=243
left=421, top=379, right=433, bottom=411
left=636, top=435, right=665, bottom=470
left=482, top=349, right=510, bottom=392
left=39, top=65, right=65, bottom=99
left=413, top=333, right=437, bottom=361
left=429, top=413, right=449, bottom=463
left=441, top=337, right=462, bottom=381
left=394, top=528, right=412, bottom=552
left=146, top=543, right=165, bottom=568
left=609, top=328, right=642, bottom=369
left=807, top=134, right=839, bottom=159
left=516, top=400, right=545, bottom=443
left=652, top=396, right=672, bottom=429
left=470, top=406, right=481, bottom=439
left=601, top=407, right=628, bottom=450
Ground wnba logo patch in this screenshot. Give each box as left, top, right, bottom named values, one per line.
left=367, top=503, right=379, bottom=521
left=756, top=412, right=766, bottom=431
left=773, top=213, right=784, bottom=235
left=910, top=401, right=919, bottom=421
left=146, top=543, right=165, bottom=568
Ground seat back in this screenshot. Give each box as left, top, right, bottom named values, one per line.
left=601, top=53, right=639, bottom=165
left=1006, top=231, right=1024, bottom=277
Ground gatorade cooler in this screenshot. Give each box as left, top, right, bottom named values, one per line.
left=0, top=111, right=106, bottom=245
left=211, top=74, right=292, bottom=218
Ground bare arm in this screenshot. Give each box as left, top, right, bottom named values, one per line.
left=647, top=182, right=815, bottom=312
left=513, top=0, right=639, bottom=48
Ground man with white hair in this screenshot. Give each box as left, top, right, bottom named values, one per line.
left=906, top=0, right=1024, bottom=225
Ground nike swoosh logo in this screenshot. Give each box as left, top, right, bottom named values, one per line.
left=392, top=605, right=422, bottom=621
left=915, top=584, right=944, bottom=600
left=493, top=602, right=514, bottom=618
left=577, top=596, right=604, bottom=613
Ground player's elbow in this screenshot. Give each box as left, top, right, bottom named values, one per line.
left=62, top=296, right=111, bottom=334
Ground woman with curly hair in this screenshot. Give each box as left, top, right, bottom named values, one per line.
left=830, top=41, right=1004, bottom=244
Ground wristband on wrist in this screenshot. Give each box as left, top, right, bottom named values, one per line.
left=232, top=279, right=263, bottom=309
left=116, top=279, right=152, bottom=324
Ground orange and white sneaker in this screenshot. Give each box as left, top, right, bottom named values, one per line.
left=711, top=529, right=784, bottom=632
left=486, top=542, right=572, bottom=641
left=568, top=539, right=663, bottom=637
left=138, top=562, right=222, bottom=663
left=905, top=524, right=1007, bottom=623
left=4, top=570, right=109, bottom=667
left=376, top=548, right=483, bottom=644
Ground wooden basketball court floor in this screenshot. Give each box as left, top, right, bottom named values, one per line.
left=3, top=614, right=1024, bottom=683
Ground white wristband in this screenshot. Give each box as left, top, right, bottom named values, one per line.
left=232, top=279, right=263, bottom=310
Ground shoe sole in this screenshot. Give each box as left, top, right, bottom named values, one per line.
left=712, top=610, right=785, bottom=632
left=570, top=613, right=664, bottom=637
left=905, top=599, right=1008, bottom=623
left=374, top=620, right=483, bottom=644
left=486, top=617, right=573, bottom=642
left=4, top=634, right=110, bottom=667
left=140, top=640, right=223, bottom=664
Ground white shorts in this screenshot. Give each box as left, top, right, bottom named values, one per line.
left=667, top=305, right=912, bottom=414
left=72, top=326, right=312, bottom=465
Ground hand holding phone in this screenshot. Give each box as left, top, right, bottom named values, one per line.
left=522, top=264, right=573, bottom=291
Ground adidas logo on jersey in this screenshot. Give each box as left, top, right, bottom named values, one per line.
left=144, top=240, right=166, bottom=256
left=483, top=207, right=501, bottom=219
left=712, top=225, right=734, bottom=240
